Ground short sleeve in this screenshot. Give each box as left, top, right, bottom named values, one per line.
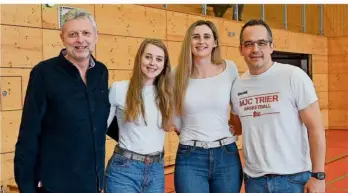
left=107, top=82, right=118, bottom=127
left=290, top=68, right=318, bottom=110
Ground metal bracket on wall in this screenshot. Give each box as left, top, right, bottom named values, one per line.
left=302, top=4, right=306, bottom=32
left=261, top=4, right=265, bottom=21
left=319, top=4, right=324, bottom=36
left=283, top=4, right=288, bottom=30
left=233, top=4, right=239, bottom=21
left=202, top=4, right=207, bottom=16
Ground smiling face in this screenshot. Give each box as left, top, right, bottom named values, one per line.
left=60, top=18, right=98, bottom=63
left=191, top=24, right=217, bottom=60
left=140, top=43, right=166, bottom=85
left=239, top=25, right=274, bottom=75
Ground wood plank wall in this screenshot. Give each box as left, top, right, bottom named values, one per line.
left=144, top=4, right=322, bottom=35
left=0, top=4, right=329, bottom=189
left=325, top=5, right=348, bottom=130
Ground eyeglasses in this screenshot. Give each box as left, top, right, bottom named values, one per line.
left=242, top=39, right=272, bottom=49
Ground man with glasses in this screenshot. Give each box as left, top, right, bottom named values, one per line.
left=230, top=19, right=326, bottom=193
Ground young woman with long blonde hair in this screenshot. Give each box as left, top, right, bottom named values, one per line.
left=105, top=39, right=173, bottom=193
left=173, top=20, right=243, bottom=193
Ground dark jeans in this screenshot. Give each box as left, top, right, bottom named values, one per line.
left=105, top=153, right=164, bottom=193
left=174, top=142, right=243, bottom=193
left=244, top=171, right=311, bottom=193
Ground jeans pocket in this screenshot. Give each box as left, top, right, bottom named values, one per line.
left=176, top=144, right=195, bottom=156
left=288, top=171, right=311, bottom=185
left=221, top=143, right=238, bottom=155
left=110, top=153, right=130, bottom=167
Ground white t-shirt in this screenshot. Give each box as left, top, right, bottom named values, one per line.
left=107, top=80, right=165, bottom=154
left=231, top=62, right=318, bottom=177
left=176, top=60, right=239, bottom=143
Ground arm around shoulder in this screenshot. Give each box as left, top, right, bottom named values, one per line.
left=106, top=82, right=120, bottom=141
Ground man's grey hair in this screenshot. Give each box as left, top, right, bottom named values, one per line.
left=61, top=8, right=97, bottom=32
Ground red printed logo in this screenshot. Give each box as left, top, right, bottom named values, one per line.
left=253, top=111, right=261, bottom=117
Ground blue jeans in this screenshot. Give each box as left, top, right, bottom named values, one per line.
left=104, top=153, right=164, bottom=193
left=244, top=171, right=311, bottom=193
left=174, top=142, right=243, bottom=193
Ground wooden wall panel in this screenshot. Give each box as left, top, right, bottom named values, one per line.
left=272, top=29, right=327, bottom=55
left=328, top=92, right=348, bottom=109
left=97, top=35, right=143, bottom=70
left=105, top=139, right=117, bottom=166
left=166, top=11, right=203, bottom=41
left=0, top=153, right=15, bottom=186
left=42, top=29, right=63, bottom=60
left=328, top=110, right=348, bottom=127
left=328, top=54, right=348, bottom=74
left=328, top=37, right=348, bottom=55
left=159, top=4, right=205, bottom=16
left=0, top=4, right=42, bottom=27
left=0, top=77, right=22, bottom=111
left=264, top=5, right=284, bottom=30
left=0, top=68, right=31, bottom=104
left=242, top=5, right=262, bottom=22
left=321, top=109, right=329, bottom=128
left=326, top=15, right=348, bottom=130
left=286, top=5, right=303, bottom=33
left=317, top=91, right=328, bottom=109
left=149, top=4, right=322, bottom=36
left=305, top=5, right=321, bottom=35
left=324, top=5, right=348, bottom=37
left=304, top=35, right=328, bottom=55
left=166, top=11, right=188, bottom=41
left=167, top=41, right=182, bottom=68
left=42, top=4, right=95, bottom=29
left=96, top=5, right=166, bottom=39
left=1, top=25, right=43, bottom=68
left=312, top=55, right=328, bottom=74
left=225, top=46, right=247, bottom=73
left=313, top=74, right=328, bottom=92
left=329, top=74, right=348, bottom=91
left=220, top=45, right=227, bottom=59
left=108, top=70, right=132, bottom=86
left=221, top=20, right=243, bottom=47
left=164, top=132, right=179, bottom=166
left=1, top=111, right=21, bottom=153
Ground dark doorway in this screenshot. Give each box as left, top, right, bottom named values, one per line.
left=272, top=51, right=312, bottom=79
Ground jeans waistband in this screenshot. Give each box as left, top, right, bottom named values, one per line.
left=180, top=137, right=235, bottom=149
left=114, top=146, right=163, bottom=164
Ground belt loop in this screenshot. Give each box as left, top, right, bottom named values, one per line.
left=193, top=140, right=197, bottom=147
left=219, top=140, right=223, bottom=146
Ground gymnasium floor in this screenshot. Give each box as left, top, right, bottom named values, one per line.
left=164, top=129, right=348, bottom=193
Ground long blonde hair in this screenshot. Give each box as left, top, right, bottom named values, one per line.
left=125, top=39, right=173, bottom=131
left=174, top=20, right=223, bottom=115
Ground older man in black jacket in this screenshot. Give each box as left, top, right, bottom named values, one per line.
left=14, top=8, right=110, bottom=193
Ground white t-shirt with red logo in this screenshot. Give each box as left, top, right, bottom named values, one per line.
left=231, top=62, right=318, bottom=177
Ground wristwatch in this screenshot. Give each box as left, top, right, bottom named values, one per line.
left=311, top=172, right=326, bottom=180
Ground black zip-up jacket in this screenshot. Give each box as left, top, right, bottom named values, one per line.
left=14, top=50, right=110, bottom=193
